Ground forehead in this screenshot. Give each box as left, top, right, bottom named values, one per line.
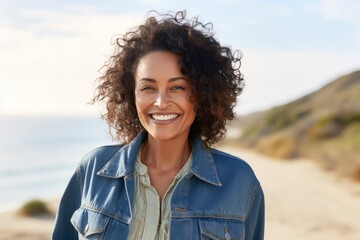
left=135, top=51, right=183, bottom=79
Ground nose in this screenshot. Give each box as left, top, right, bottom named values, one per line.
left=154, top=91, right=170, bottom=109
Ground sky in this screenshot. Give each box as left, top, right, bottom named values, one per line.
left=0, top=0, right=359, bottom=116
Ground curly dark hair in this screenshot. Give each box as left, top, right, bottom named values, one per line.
left=92, top=10, right=244, bottom=146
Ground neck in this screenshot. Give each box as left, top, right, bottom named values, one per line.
left=141, top=135, right=191, bottom=172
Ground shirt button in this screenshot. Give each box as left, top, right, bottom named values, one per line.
left=84, top=224, right=89, bottom=233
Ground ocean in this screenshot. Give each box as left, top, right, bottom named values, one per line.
left=0, top=115, right=115, bottom=211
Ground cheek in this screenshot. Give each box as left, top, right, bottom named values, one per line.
left=187, top=93, right=197, bottom=111
left=185, top=101, right=196, bottom=118
left=135, top=93, right=147, bottom=110
left=186, top=94, right=196, bottom=111
left=135, top=103, right=147, bottom=126
left=134, top=97, right=141, bottom=112
left=134, top=99, right=146, bottom=121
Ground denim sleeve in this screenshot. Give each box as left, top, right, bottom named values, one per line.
left=245, top=184, right=265, bottom=240
left=52, top=167, right=82, bottom=240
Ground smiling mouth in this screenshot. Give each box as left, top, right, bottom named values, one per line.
left=151, top=114, right=179, bottom=121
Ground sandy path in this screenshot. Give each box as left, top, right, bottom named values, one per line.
left=1, top=148, right=360, bottom=240
left=219, top=146, right=360, bottom=240
left=0, top=199, right=58, bottom=240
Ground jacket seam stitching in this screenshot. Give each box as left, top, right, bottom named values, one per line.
left=76, top=166, right=83, bottom=194
left=171, top=214, right=245, bottom=221
left=245, top=182, right=260, bottom=219
left=80, top=205, right=130, bottom=224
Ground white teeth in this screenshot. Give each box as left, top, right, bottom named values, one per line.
left=152, top=114, right=178, bottom=121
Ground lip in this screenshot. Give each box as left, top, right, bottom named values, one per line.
left=149, top=113, right=180, bottom=123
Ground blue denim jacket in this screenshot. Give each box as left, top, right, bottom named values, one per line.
left=52, top=131, right=264, bottom=239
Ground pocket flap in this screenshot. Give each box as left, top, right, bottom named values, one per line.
left=70, top=207, right=110, bottom=237
left=199, top=218, right=244, bottom=240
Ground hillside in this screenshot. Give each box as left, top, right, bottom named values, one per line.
left=232, top=70, right=360, bottom=181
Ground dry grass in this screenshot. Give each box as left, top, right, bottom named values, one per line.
left=254, top=134, right=298, bottom=160
left=352, top=166, right=360, bottom=182
left=235, top=70, right=360, bottom=181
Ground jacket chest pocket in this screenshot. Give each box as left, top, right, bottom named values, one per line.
left=199, top=218, right=245, bottom=240
left=71, top=207, right=110, bottom=239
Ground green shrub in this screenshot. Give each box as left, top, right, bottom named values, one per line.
left=309, top=112, right=360, bottom=139
left=19, top=199, right=50, bottom=216
left=346, top=112, right=360, bottom=124
left=308, top=114, right=346, bottom=139
left=263, top=108, right=309, bottom=134
left=264, top=107, right=293, bottom=131
left=317, top=115, right=344, bottom=127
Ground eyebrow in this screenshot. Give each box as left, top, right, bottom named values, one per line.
left=138, top=77, right=189, bottom=83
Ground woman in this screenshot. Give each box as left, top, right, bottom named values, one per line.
left=52, top=11, right=264, bottom=240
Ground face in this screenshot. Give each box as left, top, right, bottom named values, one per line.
left=134, top=51, right=196, bottom=142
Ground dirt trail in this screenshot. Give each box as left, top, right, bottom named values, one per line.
left=220, top=146, right=360, bottom=240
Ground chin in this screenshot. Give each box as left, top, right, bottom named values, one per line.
left=147, top=129, right=190, bottom=142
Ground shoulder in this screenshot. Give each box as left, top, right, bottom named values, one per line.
left=77, top=144, right=122, bottom=171
left=209, top=148, right=264, bottom=215
left=82, top=144, right=122, bottom=161
left=210, top=148, right=260, bottom=186
left=211, top=148, right=256, bottom=174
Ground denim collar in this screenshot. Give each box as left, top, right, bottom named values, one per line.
left=97, top=131, right=222, bottom=186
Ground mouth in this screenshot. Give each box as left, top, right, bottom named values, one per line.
left=151, top=114, right=179, bottom=121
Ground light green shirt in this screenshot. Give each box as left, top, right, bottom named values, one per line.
left=128, top=150, right=192, bottom=240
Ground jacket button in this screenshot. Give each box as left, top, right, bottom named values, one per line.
left=85, top=224, right=89, bottom=233
left=225, top=232, right=231, bottom=240
left=224, top=227, right=231, bottom=240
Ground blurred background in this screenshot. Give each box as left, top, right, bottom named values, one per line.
left=0, top=0, right=359, bottom=239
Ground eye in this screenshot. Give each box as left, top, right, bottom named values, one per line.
left=171, top=85, right=185, bottom=91
left=140, top=86, right=155, bottom=92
